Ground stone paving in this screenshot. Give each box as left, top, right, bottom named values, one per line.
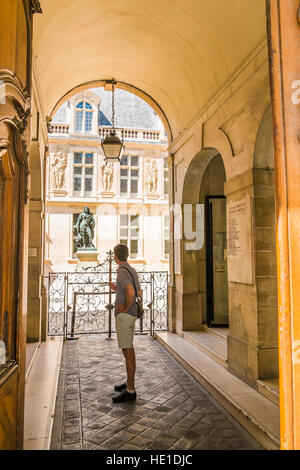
left=50, top=334, right=263, bottom=450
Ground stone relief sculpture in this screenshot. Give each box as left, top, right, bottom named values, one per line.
left=146, top=158, right=158, bottom=193
left=51, top=152, right=68, bottom=188
left=100, top=162, right=114, bottom=191
left=74, top=206, right=96, bottom=250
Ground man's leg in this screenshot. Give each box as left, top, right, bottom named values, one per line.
left=112, top=314, right=137, bottom=402
left=122, top=347, right=136, bottom=391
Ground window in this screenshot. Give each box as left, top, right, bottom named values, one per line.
left=163, top=159, right=169, bottom=200
left=75, top=101, right=93, bottom=133
left=120, top=214, right=140, bottom=259
left=120, top=155, right=139, bottom=198
left=73, top=152, right=94, bottom=196
left=163, top=215, right=170, bottom=259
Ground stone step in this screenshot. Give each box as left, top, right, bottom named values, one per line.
left=24, top=337, right=63, bottom=450
left=155, top=331, right=280, bottom=450
left=201, top=325, right=229, bottom=341
left=256, top=378, right=279, bottom=406
left=25, top=342, right=40, bottom=381
left=183, top=330, right=227, bottom=369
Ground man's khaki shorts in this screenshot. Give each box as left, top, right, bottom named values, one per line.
left=115, top=312, right=137, bottom=349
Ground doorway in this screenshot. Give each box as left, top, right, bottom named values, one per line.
left=205, top=195, right=229, bottom=327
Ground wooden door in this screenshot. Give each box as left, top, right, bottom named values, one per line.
left=0, top=125, right=28, bottom=450
left=0, top=0, right=35, bottom=449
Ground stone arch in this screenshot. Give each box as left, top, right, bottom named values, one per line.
left=182, top=147, right=225, bottom=204
left=49, top=80, right=173, bottom=143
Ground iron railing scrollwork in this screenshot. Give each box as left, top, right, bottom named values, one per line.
left=47, top=250, right=168, bottom=339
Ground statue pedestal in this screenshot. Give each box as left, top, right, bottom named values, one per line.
left=51, top=188, right=68, bottom=197
left=145, top=192, right=159, bottom=200
left=76, top=250, right=99, bottom=270
left=100, top=191, right=115, bottom=198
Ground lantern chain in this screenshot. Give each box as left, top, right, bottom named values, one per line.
left=112, top=80, right=115, bottom=130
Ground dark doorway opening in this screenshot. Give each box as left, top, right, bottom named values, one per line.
left=205, top=195, right=229, bottom=328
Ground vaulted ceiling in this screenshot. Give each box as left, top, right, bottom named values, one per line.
left=34, top=0, right=267, bottom=139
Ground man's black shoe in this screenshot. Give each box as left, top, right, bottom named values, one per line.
left=114, top=383, right=127, bottom=392
left=112, top=390, right=136, bottom=403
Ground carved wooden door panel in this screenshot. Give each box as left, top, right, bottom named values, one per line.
left=0, top=0, right=36, bottom=449
left=0, top=126, right=27, bottom=450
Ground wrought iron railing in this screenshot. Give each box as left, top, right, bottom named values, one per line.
left=47, top=251, right=168, bottom=339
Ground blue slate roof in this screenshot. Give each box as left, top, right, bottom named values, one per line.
left=52, top=87, right=163, bottom=131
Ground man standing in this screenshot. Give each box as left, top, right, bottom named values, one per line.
left=109, top=244, right=142, bottom=403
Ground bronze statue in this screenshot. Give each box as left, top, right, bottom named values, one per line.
left=74, top=207, right=96, bottom=250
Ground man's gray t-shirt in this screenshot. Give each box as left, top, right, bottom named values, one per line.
left=114, top=263, right=141, bottom=317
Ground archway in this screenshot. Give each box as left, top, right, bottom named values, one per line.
left=182, top=148, right=228, bottom=331
left=44, top=84, right=170, bottom=336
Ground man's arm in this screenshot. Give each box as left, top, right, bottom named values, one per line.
left=124, top=284, right=135, bottom=312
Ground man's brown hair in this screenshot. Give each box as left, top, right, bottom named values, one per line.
left=114, top=244, right=129, bottom=262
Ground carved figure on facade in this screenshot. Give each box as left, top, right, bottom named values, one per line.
left=145, top=158, right=158, bottom=193
left=74, top=206, right=96, bottom=250
left=51, top=152, right=68, bottom=189
left=100, top=161, right=114, bottom=191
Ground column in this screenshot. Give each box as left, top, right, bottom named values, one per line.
left=225, top=169, right=278, bottom=383
left=27, top=141, right=44, bottom=343
left=267, top=0, right=300, bottom=450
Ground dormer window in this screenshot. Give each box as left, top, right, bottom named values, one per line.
left=75, top=101, right=93, bottom=133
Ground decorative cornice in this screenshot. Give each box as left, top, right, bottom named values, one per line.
left=31, top=0, right=42, bottom=14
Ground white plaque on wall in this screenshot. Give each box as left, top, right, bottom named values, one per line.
left=227, top=196, right=253, bottom=284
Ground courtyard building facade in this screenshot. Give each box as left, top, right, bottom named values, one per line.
left=45, top=88, right=169, bottom=273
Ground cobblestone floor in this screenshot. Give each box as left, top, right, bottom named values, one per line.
left=50, top=334, right=262, bottom=450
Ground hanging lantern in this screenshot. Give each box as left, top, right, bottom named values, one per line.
left=101, top=80, right=124, bottom=163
